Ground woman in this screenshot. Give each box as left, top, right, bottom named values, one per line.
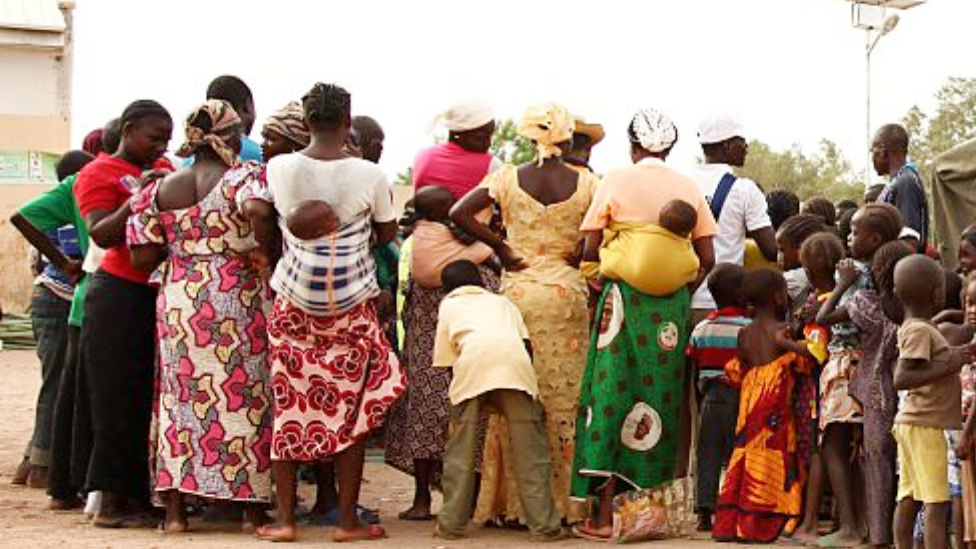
left=451, top=103, right=599, bottom=524
left=245, top=83, right=405, bottom=543
left=384, top=186, right=499, bottom=521
left=73, top=100, right=174, bottom=528
left=260, top=102, right=310, bottom=160
left=414, top=100, right=500, bottom=199
left=127, top=100, right=273, bottom=533
left=570, top=108, right=718, bottom=540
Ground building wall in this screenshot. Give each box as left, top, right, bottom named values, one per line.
left=0, top=185, right=50, bottom=313
left=0, top=48, right=62, bottom=117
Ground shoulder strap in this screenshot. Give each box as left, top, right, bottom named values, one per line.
left=709, top=172, right=737, bottom=220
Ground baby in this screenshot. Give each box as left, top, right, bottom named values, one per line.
left=658, top=199, right=698, bottom=238
left=285, top=199, right=340, bottom=240
left=409, top=186, right=497, bottom=289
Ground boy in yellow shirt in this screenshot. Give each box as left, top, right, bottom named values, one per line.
left=432, top=260, right=564, bottom=541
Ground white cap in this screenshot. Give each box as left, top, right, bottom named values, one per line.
left=697, top=109, right=749, bottom=145
left=435, top=100, right=495, bottom=133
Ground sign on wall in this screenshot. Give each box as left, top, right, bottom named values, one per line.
left=0, top=150, right=59, bottom=184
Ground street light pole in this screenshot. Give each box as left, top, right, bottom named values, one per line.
left=863, top=13, right=899, bottom=188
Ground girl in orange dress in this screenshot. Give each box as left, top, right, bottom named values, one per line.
left=713, top=268, right=814, bottom=543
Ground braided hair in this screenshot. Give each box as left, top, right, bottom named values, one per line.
left=120, top=99, right=171, bottom=128
left=777, top=213, right=827, bottom=251
left=302, top=83, right=351, bottom=131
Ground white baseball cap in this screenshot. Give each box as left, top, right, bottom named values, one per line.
left=698, top=109, right=749, bottom=145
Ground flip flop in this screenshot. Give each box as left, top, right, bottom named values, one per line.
left=398, top=506, right=434, bottom=521
left=333, top=523, right=386, bottom=543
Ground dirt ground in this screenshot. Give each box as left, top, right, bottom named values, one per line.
left=0, top=349, right=733, bottom=549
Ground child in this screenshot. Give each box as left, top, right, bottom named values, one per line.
left=687, top=264, right=749, bottom=532
left=384, top=185, right=497, bottom=522
left=957, top=272, right=976, bottom=549
left=774, top=213, right=828, bottom=314
left=790, top=231, right=846, bottom=544
left=712, top=267, right=813, bottom=543
left=892, top=255, right=973, bottom=549
left=285, top=199, right=340, bottom=240
left=597, top=198, right=701, bottom=296
left=814, top=203, right=903, bottom=547
left=817, top=240, right=913, bottom=549
left=432, top=260, right=563, bottom=541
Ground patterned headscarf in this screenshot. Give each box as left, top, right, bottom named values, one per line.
left=517, top=103, right=575, bottom=166
left=175, top=99, right=241, bottom=167
left=264, top=101, right=311, bottom=148
left=630, top=108, right=678, bottom=153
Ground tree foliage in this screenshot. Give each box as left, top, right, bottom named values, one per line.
left=393, top=118, right=534, bottom=186
left=901, top=76, right=976, bottom=166
left=737, top=139, right=861, bottom=202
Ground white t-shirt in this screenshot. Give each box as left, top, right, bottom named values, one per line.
left=686, top=163, right=772, bottom=309
left=265, top=154, right=396, bottom=226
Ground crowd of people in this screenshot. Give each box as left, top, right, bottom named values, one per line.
left=7, top=73, right=976, bottom=548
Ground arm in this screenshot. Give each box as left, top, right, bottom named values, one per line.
left=86, top=203, right=133, bottom=249
left=372, top=220, right=397, bottom=246
left=775, top=323, right=816, bottom=360
left=130, top=244, right=167, bottom=272
left=10, top=213, right=80, bottom=278
left=691, top=236, right=715, bottom=291
left=933, top=309, right=965, bottom=326
left=746, top=226, right=777, bottom=262
left=581, top=230, right=602, bottom=263
left=894, top=351, right=967, bottom=391
left=450, top=188, right=525, bottom=270
left=817, top=259, right=860, bottom=325
left=524, top=339, right=534, bottom=363
left=957, top=402, right=976, bottom=460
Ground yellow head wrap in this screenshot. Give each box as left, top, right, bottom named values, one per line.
left=517, top=103, right=575, bottom=166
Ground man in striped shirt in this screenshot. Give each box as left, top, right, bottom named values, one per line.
left=687, top=264, right=750, bottom=532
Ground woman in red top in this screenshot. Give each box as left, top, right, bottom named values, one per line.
left=73, top=100, right=173, bottom=529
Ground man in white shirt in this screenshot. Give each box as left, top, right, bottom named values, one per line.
left=687, top=110, right=776, bottom=323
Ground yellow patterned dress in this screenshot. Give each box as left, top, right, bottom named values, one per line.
left=473, top=164, right=597, bottom=523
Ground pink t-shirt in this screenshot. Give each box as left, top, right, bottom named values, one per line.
left=413, top=142, right=494, bottom=200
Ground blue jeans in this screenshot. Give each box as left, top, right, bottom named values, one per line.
left=29, top=285, right=71, bottom=467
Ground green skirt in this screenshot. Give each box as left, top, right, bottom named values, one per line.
left=570, top=280, right=691, bottom=497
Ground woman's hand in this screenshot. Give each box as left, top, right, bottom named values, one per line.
left=498, top=246, right=528, bottom=272
left=244, top=248, right=273, bottom=282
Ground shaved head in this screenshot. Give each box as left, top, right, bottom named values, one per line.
left=873, top=123, right=909, bottom=152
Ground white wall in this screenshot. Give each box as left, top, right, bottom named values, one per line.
left=0, top=48, right=61, bottom=116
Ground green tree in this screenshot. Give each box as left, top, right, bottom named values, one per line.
left=738, top=139, right=860, bottom=202
left=901, top=76, right=976, bottom=166
left=393, top=118, right=534, bottom=186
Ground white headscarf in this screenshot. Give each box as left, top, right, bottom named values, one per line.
left=435, top=100, right=494, bottom=132
left=630, top=108, right=678, bottom=153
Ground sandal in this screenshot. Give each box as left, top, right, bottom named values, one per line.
left=333, top=523, right=386, bottom=543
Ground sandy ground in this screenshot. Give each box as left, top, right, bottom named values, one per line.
left=0, top=349, right=736, bottom=549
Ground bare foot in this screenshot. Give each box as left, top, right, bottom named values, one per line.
left=242, top=508, right=272, bottom=534
left=398, top=502, right=433, bottom=521
left=333, top=524, right=386, bottom=543
left=255, top=523, right=296, bottom=542
left=48, top=496, right=83, bottom=511
left=818, top=529, right=863, bottom=548
left=791, top=525, right=820, bottom=545
left=159, top=520, right=189, bottom=534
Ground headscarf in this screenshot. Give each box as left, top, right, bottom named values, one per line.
left=264, top=101, right=311, bottom=148
left=629, top=108, right=678, bottom=153
left=435, top=100, right=494, bottom=133
left=175, top=99, right=241, bottom=167
left=82, top=129, right=103, bottom=156
left=517, top=103, right=575, bottom=166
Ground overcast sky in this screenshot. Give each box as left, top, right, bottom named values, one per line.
left=69, top=0, right=975, bottom=185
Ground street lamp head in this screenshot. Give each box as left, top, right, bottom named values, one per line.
left=881, top=14, right=900, bottom=35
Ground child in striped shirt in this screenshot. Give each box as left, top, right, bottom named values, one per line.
left=687, top=263, right=750, bottom=531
